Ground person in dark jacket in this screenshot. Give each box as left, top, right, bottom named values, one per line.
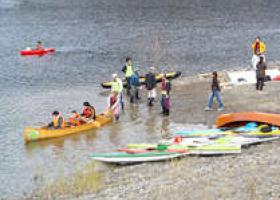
left=256, top=56, right=267, bottom=91
left=161, top=74, right=171, bottom=115
left=205, top=71, right=224, bottom=111
left=129, top=70, right=141, bottom=103
left=145, top=67, right=157, bottom=106
left=122, top=57, right=134, bottom=95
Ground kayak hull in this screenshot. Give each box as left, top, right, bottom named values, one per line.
left=20, top=48, right=55, bottom=56
left=24, top=114, right=112, bottom=143
left=91, top=151, right=189, bottom=164
left=101, top=71, right=181, bottom=89
left=216, top=112, right=280, bottom=128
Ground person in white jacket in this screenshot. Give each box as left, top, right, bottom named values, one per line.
left=112, top=73, right=124, bottom=110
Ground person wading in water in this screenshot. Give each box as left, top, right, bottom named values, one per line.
left=145, top=67, right=157, bottom=106
left=122, top=57, right=134, bottom=96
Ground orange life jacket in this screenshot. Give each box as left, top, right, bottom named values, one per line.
left=69, top=114, right=81, bottom=126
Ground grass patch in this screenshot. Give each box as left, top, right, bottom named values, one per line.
left=29, top=162, right=103, bottom=199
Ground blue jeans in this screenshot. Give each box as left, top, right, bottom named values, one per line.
left=208, top=90, right=223, bottom=108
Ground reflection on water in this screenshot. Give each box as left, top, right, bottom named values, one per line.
left=160, top=116, right=170, bottom=139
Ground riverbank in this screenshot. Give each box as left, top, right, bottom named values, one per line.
left=27, top=67, right=280, bottom=200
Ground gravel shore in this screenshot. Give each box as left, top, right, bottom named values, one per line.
left=69, top=72, right=280, bottom=200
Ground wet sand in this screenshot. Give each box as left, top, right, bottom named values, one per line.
left=74, top=72, right=280, bottom=200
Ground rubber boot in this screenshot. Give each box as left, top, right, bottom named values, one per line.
left=150, top=98, right=154, bottom=106
left=121, top=101, right=124, bottom=111
left=130, top=95, right=134, bottom=103
left=136, top=89, right=140, bottom=100
left=165, top=109, right=170, bottom=116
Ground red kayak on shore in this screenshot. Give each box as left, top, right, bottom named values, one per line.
left=20, top=48, right=55, bottom=56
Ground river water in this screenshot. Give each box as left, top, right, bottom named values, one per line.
left=1, top=0, right=280, bottom=198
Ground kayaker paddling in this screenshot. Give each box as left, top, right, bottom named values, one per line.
left=48, top=111, right=66, bottom=129
left=35, top=41, right=44, bottom=50
left=81, top=102, right=96, bottom=123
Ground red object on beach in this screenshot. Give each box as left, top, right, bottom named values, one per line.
left=117, top=148, right=149, bottom=154
left=173, top=135, right=183, bottom=143
left=166, top=149, right=188, bottom=153
left=272, top=75, right=280, bottom=81
left=20, top=48, right=55, bottom=56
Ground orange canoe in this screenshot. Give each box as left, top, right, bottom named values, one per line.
left=216, top=112, right=280, bottom=128
left=24, top=114, right=112, bottom=143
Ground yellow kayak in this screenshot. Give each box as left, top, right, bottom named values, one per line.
left=101, top=71, right=181, bottom=89
left=244, top=129, right=280, bottom=136
left=24, top=114, right=113, bottom=143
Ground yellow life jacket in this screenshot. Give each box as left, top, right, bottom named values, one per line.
left=125, top=65, right=134, bottom=77
left=251, top=41, right=266, bottom=54
left=53, top=116, right=65, bottom=128
left=112, top=81, right=121, bottom=93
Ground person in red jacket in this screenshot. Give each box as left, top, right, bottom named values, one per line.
left=81, top=102, right=96, bottom=122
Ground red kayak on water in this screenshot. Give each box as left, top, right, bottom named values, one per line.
left=20, top=48, right=55, bottom=56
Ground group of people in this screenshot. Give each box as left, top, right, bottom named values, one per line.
left=48, top=102, right=96, bottom=129
left=110, top=57, right=172, bottom=120
left=204, top=36, right=268, bottom=111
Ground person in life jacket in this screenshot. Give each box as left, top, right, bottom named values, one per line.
left=122, top=57, right=134, bottom=95
left=107, top=91, right=120, bottom=121
left=48, top=111, right=65, bottom=129
left=145, top=67, right=157, bottom=106
left=35, top=41, right=44, bottom=50
left=69, top=110, right=81, bottom=126
left=112, top=73, right=124, bottom=111
left=129, top=69, right=141, bottom=103
left=251, top=37, right=266, bottom=70
left=81, top=102, right=96, bottom=123
left=161, top=74, right=171, bottom=115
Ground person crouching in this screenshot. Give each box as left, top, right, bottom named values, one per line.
left=107, top=91, right=121, bottom=121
